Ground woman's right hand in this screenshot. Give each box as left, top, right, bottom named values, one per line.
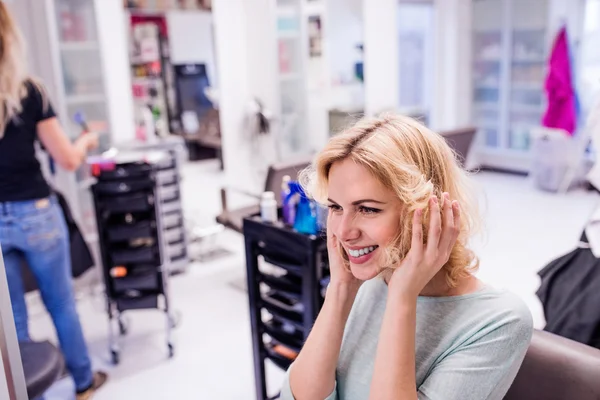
left=327, top=230, right=363, bottom=290
left=81, top=132, right=99, bottom=151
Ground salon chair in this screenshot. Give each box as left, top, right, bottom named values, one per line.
left=217, top=157, right=312, bottom=233
left=504, top=329, right=600, bottom=400
left=20, top=340, right=65, bottom=399
left=18, top=263, right=66, bottom=398
left=438, top=126, right=477, bottom=168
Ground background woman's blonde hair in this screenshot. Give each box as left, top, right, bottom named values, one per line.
left=302, top=113, right=482, bottom=288
left=0, top=1, right=45, bottom=138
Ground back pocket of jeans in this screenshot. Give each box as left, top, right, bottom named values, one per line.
left=22, top=208, right=64, bottom=252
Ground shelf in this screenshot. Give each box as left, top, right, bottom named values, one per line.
left=264, top=343, right=294, bottom=371
left=66, top=94, right=106, bottom=105
left=512, top=58, right=546, bottom=64
left=474, top=102, right=499, bottom=111
left=474, top=83, right=500, bottom=90
left=474, top=58, right=501, bottom=63
left=278, top=31, right=300, bottom=39
left=277, top=5, right=297, bottom=17
left=60, top=41, right=99, bottom=52
left=476, top=121, right=498, bottom=130
left=280, top=72, right=301, bottom=82
left=511, top=83, right=542, bottom=91
left=511, top=104, right=544, bottom=113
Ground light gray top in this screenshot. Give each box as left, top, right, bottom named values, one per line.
left=280, top=277, right=533, bottom=399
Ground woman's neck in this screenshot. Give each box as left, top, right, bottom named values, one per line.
left=419, top=272, right=482, bottom=297
left=382, top=269, right=482, bottom=297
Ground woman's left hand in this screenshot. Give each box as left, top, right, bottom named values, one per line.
left=388, top=192, right=461, bottom=300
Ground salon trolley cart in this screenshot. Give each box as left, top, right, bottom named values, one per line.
left=243, top=216, right=330, bottom=400
left=90, top=149, right=187, bottom=364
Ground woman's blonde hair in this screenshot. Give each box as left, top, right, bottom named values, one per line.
left=0, top=1, right=40, bottom=137
left=302, top=113, right=482, bottom=288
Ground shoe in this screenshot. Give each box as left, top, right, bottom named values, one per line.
left=76, top=371, right=108, bottom=400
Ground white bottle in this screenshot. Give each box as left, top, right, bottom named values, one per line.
left=260, top=191, right=278, bottom=223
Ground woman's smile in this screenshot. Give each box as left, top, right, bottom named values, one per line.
left=345, top=245, right=380, bottom=264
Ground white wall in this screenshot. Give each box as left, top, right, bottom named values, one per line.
left=431, top=0, right=472, bottom=130
left=212, top=0, right=262, bottom=193
left=363, top=0, right=400, bottom=115
left=166, top=10, right=219, bottom=87
left=96, top=0, right=136, bottom=145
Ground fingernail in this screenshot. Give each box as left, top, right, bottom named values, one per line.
left=417, top=208, right=422, bottom=216
left=432, top=196, right=438, bottom=204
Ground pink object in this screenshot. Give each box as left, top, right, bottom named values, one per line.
left=542, top=26, right=577, bottom=136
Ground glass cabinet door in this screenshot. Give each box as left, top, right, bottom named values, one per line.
left=54, top=0, right=109, bottom=149
left=54, top=0, right=109, bottom=239
left=276, top=0, right=308, bottom=158
left=472, top=0, right=505, bottom=148
left=508, top=0, right=549, bottom=151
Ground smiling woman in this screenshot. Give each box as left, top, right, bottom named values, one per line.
left=281, top=113, right=533, bottom=400
left=302, top=113, right=481, bottom=286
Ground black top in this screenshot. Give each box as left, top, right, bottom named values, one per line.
left=0, top=82, right=56, bottom=202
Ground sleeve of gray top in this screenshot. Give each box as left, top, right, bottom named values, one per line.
left=279, top=363, right=338, bottom=400
left=417, top=304, right=533, bottom=400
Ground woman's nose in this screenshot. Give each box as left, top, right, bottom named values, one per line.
left=336, top=213, right=360, bottom=242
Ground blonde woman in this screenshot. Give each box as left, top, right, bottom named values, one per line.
left=0, top=3, right=106, bottom=399
left=282, top=114, right=532, bottom=399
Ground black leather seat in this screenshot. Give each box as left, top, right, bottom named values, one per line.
left=20, top=340, right=65, bottom=400
left=217, top=157, right=312, bottom=233
left=504, top=330, right=600, bottom=399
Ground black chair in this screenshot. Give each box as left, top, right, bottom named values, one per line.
left=20, top=340, right=65, bottom=399
left=217, top=156, right=312, bottom=233
left=439, top=126, right=477, bottom=168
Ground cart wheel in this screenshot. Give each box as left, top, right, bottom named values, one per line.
left=111, top=350, right=120, bottom=365
left=168, top=343, right=174, bottom=358
left=118, top=319, right=128, bottom=336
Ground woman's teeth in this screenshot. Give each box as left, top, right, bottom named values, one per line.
left=348, top=246, right=378, bottom=257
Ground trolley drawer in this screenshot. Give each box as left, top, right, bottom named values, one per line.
left=263, top=319, right=303, bottom=352
left=94, top=179, right=154, bottom=196
left=97, top=163, right=152, bottom=180
left=99, top=193, right=153, bottom=213
left=163, top=227, right=185, bottom=245
left=116, top=294, right=159, bottom=312
left=158, top=184, right=179, bottom=203
left=155, top=156, right=175, bottom=170
left=111, top=246, right=159, bottom=265
left=161, top=200, right=182, bottom=215
left=259, top=272, right=302, bottom=299
left=113, top=271, right=160, bottom=292
left=156, top=170, right=178, bottom=186
left=167, top=242, right=186, bottom=260
left=162, top=213, right=182, bottom=230
left=107, top=221, right=154, bottom=242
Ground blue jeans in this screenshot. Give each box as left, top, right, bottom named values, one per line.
left=0, top=196, right=93, bottom=392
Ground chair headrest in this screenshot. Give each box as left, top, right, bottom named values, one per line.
left=504, top=330, right=600, bottom=400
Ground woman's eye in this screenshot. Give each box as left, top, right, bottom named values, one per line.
left=328, top=204, right=342, bottom=212
left=359, top=206, right=381, bottom=214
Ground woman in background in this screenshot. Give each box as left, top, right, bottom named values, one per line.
left=0, top=3, right=106, bottom=399
left=282, top=114, right=533, bottom=399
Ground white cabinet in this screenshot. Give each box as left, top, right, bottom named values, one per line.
left=472, top=0, right=551, bottom=172
left=274, top=0, right=310, bottom=157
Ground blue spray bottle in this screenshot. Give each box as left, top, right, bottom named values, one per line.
left=292, top=185, right=319, bottom=235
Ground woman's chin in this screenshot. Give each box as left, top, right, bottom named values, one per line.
left=349, top=262, right=380, bottom=281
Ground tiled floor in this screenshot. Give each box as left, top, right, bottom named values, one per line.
left=33, top=160, right=598, bottom=400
